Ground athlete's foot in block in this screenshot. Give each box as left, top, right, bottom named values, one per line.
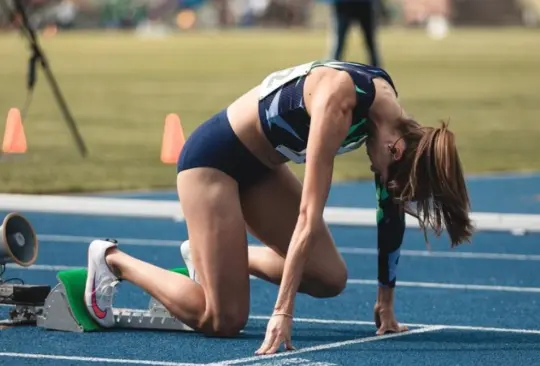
left=181, top=240, right=198, bottom=283
left=84, top=239, right=120, bottom=328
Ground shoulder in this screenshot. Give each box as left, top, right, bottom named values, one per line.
left=305, top=67, right=357, bottom=111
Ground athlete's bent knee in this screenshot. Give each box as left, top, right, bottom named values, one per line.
left=200, top=308, right=248, bottom=337
left=319, top=268, right=348, bottom=298
left=306, top=262, right=348, bottom=298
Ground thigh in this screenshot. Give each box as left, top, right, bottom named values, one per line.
left=240, top=164, right=347, bottom=288
left=177, top=168, right=250, bottom=322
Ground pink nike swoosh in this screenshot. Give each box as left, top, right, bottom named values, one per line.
left=91, top=276, right=108, bottom=319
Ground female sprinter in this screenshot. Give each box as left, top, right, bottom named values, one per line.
left=84, top=60, right=474, bottom=355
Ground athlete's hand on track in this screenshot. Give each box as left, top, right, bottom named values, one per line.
left=374, top=304, right=408, bottom=335
left=373, top=286, right=408, bottom=335
left=255, top=314, right=296, bottom=355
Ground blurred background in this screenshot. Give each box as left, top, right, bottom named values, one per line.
left=1, top=0, right=538, bottom=31
left=0, top=0, right=539, bottom=193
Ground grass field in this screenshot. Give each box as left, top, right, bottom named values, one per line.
left=0, top=28, right=539, bottom=193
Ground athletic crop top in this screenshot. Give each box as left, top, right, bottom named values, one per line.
left=257, top=60, right=397, bottom=164
left=257, top=60, right=405, bottom=288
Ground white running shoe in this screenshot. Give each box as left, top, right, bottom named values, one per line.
left=84, top=239, right=120, bottom=328
left=180, top=240, right=198, bottom=283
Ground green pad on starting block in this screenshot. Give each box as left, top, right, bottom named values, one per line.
left=55, top=267, right=189, bottom=332
left=56, top=268, right=100, bottom=331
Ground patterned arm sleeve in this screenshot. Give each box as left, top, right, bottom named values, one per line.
left=375, top=174, right=406, bottom=288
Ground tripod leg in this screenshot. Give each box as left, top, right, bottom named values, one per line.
left=12, top=0, right=89, bottom=158
left=40, top=59, right=88, bottom=157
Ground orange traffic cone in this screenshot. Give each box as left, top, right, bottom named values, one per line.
left=160, top=113, right=185, bottom=164
left=2, top=108, right=27, bottom=154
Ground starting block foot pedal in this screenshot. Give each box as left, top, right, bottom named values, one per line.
left=37, top=267, right=193, bottom=332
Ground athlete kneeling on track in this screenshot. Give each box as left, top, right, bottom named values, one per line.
left=84, top=60, right=474, bottom=355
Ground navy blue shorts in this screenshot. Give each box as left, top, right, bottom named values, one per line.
left=177, top=109, right=271, bottom=190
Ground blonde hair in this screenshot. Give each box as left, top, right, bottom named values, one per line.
left=388, top=118, right=474, bottom=247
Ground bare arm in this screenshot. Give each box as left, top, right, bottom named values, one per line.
left=273, top=71, right=357, bottom=315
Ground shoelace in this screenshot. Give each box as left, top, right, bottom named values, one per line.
left=94, top=278, right=120, bottom=304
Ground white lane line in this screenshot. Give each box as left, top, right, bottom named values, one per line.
left=37, top=234, right=540, bottom=261
left=248, top=316, right=540, bottom=335
left=346, top=279, right=540, bottom=293
left=205, top=326, right=445, bottom=365
left=5, top=264, right=540, bottom=294
left=0, top=352, right=200, bottom=365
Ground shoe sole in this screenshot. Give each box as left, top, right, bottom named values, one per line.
left=181, top=241, right=196, bottom=281
left=84, top=242, right=115, bottom=328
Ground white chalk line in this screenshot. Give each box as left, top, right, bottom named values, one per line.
left=341, top=247, right=540, bottom=261
left=0, top=352, right=200, bottom=366
left=0, top=304, right=540, bottom=335
left=205, top=326, right=445, bottom=365
left=0, top=306, right=537, bottom=336
left=37, top=234, right=540, bottom=262
left=5, top=262, right=540, bottom=294
left=1, top=308, right=538, bottom=336
left=248, top=315, right=540, bottom=335
left=346, top=279, right=540, bottom=293
left=1, top=318, right=538, bottom=365
left=6, top=263, right=81, bottom=271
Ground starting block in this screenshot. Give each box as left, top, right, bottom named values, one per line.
left=2, top=266, right=194, bottom=333
left=0, top=215, right=193, bottom=333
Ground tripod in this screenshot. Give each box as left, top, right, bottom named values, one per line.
left=1, top=0, right=88, bottom=157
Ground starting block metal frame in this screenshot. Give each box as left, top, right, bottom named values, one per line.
left=0, top=214, right=192, bottom=333
left=34, top=282, right=192, bottom=332
left=0, top=282, right=193, bottom=333
left=1, top=267, right=194, bottom=332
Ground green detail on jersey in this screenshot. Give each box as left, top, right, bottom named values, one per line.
left=343, top=118, right=367, bottom=146
left=378, top=186, right=389, bottom=201
left=376, top=184, right=389, bottom=223
left=355, top=86, right=367, bottom=94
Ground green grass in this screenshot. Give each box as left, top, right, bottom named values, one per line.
left=0, top=28, right=539, bottom=193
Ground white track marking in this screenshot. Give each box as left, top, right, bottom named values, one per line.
left=5, top=263, right=540, bottom=294
left=345, top=279, right=540, bottom=293
left=339, top=247, right=540, bottom=261
left=205, top=326, right=444, bottom=365
left=0, top=352, right=200, bottom=365
left=37, top=234, right=540, bottom=261
left=0, top=317, right=537, bottom=366
left=39, top=234, right=179, bottom=247
left=249, top=316, right=540, bottom=335
left=1, top=309, right=538, bottom=335
left=5, top=263, right=83, bottom=271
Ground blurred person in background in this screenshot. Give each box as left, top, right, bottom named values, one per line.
left=401, top=0, right=450, bottom=39
left=55, top=0, right=77, bottom=29
left=211, top=0, right=234, bottom=27
left=518, top=0, right=540, bottom=27
left=328, top=0, right=383, bottom=67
